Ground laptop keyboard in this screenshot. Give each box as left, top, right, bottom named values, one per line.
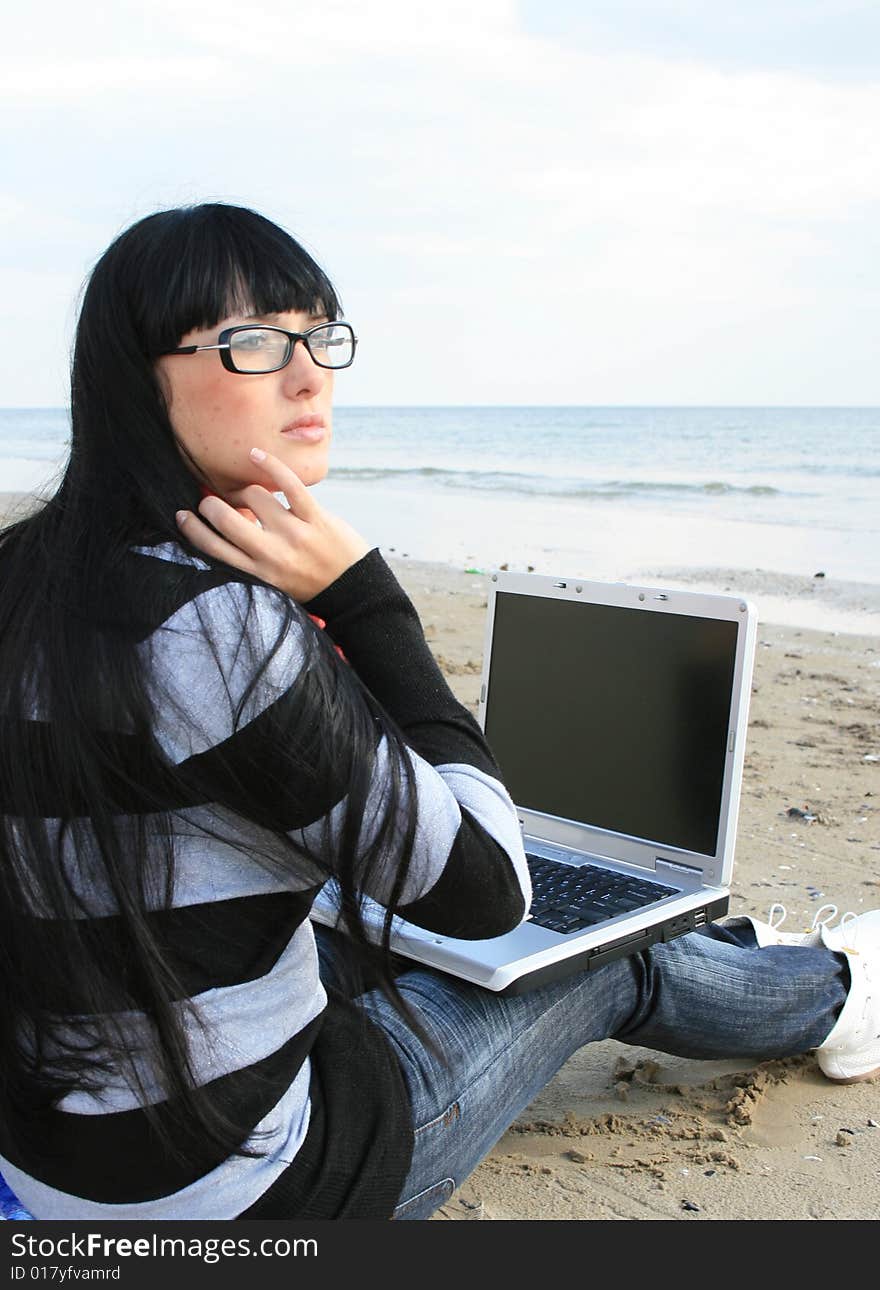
left=526, top=853, right=679, bottom=935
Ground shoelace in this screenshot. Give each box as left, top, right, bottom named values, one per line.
left=768, top=902, right=862, bottom=952
left=767, top=901, right=839, bottom=934
left=837, top=910, right=859, bottom=954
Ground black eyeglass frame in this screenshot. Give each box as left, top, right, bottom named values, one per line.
left=158, top=321, right=357, bottom=373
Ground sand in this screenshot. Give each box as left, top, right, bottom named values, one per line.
left=385, top=555, right=880, bottom=1222
left=2, top=492, right=878, bottom=1221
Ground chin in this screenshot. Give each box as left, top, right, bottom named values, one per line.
left=294, top=452, right=330, bottom=487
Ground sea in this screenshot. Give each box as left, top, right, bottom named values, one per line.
left=2, top=405, right=879, bottom=630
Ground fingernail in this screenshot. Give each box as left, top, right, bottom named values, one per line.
left=250, top=447, right=267, bottom=461
left=175, top=510, right=189, bottom=525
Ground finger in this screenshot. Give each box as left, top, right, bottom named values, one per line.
left=197, top=492, right=277, bottom=551
left=225, top=483, right=294, bottom=531
left=175, top=509, right=260, bottom=575
left=217, top=504, right=260, bottom=526
left=219, top=490, right=260, bottom=526
left=248, top=448, right=319, bottom=519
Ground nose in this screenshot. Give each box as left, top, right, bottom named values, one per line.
left=280, top=337, right=328, bottom=399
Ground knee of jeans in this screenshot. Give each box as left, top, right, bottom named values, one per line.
left=391, top=1177, right=456, bottom=1221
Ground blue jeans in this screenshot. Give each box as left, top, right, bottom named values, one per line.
left=315, top=921, right=849, bottom=1220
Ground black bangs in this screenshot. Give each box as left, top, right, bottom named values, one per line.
left=111, top=204, right=341, bottom=356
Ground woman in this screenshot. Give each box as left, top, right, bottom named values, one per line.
left=0, top=203, right=876, bottom=1222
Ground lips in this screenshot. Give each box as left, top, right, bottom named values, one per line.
left=281, top=415, right=325, bottom=443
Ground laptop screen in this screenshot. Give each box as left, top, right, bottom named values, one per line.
left=484, top=592, right=739, bottom=857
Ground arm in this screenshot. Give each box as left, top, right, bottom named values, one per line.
left=173, top=454, right=530, bottom=937
left=306, top=549, right=529, bottom=935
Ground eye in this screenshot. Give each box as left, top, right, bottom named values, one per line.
left=303, top=323, right=355, bottom=368
left=227, top=328, right=291, bottom=372
left=234, top=329, right=274, bottom=351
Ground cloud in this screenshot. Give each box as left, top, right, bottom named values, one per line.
left=2, top=1, right=879, bottom=404
left=520, top=0, right=880, bottom=78
left=0, top=56, right=221, bottom=98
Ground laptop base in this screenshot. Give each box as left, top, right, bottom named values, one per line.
left=382, top=893, right=730, bottom=996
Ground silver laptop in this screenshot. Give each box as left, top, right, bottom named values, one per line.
left=311, top=572, right=757, bottom=994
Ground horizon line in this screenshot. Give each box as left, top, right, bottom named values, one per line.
left=2, top=402, right=880, bottom=413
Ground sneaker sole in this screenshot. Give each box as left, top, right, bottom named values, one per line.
left=823, top=1066, right=880, bottom=1084
left=818, top=1055, right=880, bottom=1083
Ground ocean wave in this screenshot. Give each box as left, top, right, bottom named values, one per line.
left=329, top=466, right=784, bottom=500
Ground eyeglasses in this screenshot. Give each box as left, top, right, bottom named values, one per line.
left=159, top=321, right=357, bottom=374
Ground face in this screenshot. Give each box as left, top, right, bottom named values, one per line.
left=155, top=307, right=335, bottom=495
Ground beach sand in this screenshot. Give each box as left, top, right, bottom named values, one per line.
left=386, top=555, right=880, bottom=1223
left=2, top=492, right=877, bottom=1221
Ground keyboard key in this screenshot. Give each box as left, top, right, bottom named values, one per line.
left=525, top=852, right=679, bottom=934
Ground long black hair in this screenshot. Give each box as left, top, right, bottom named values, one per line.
left=0, top=204, right=423, bottom=1168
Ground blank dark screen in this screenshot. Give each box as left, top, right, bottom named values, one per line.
left=484, top=593, right=739, bottom=856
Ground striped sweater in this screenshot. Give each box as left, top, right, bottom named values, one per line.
left=0, top=545, right=531, bottom=1219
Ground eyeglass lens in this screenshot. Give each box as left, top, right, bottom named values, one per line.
left=228, top=324, right=354, bottom=372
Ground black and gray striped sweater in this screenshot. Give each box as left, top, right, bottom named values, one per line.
left=0, top=545, right=530, bottom=1219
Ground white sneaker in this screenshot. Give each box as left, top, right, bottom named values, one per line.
left=726, top=902, right=839, bottom=948
left=815, top=910, right=880, bottom=1083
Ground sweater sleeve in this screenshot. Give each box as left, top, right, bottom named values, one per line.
left=305, top=550, right=496, bottom=770
left=305, top=550, right=531, bottom=935
left=144, top=548, right=530, bottom=939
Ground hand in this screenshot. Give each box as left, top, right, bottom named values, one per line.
left=175, top=448, right=370, bottom=602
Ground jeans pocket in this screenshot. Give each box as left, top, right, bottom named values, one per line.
left=391, top=1176, right=455, bottom=1221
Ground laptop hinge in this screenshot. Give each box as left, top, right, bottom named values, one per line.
left=656, top=858, right=703, bottom=876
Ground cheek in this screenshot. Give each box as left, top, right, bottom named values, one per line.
left=176, top=380, right=247, bottom=446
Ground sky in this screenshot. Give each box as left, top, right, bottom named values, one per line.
left=2, top=0, right=879, bottom=407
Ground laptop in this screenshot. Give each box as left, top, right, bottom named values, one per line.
left=310, top=571, right=757, bottom=994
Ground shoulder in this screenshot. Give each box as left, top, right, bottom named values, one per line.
left=128, top=541, right=301, bottom=638
left=130, top=541, right=314, bottom=684
left=133, top=545, right=319, bottom=753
